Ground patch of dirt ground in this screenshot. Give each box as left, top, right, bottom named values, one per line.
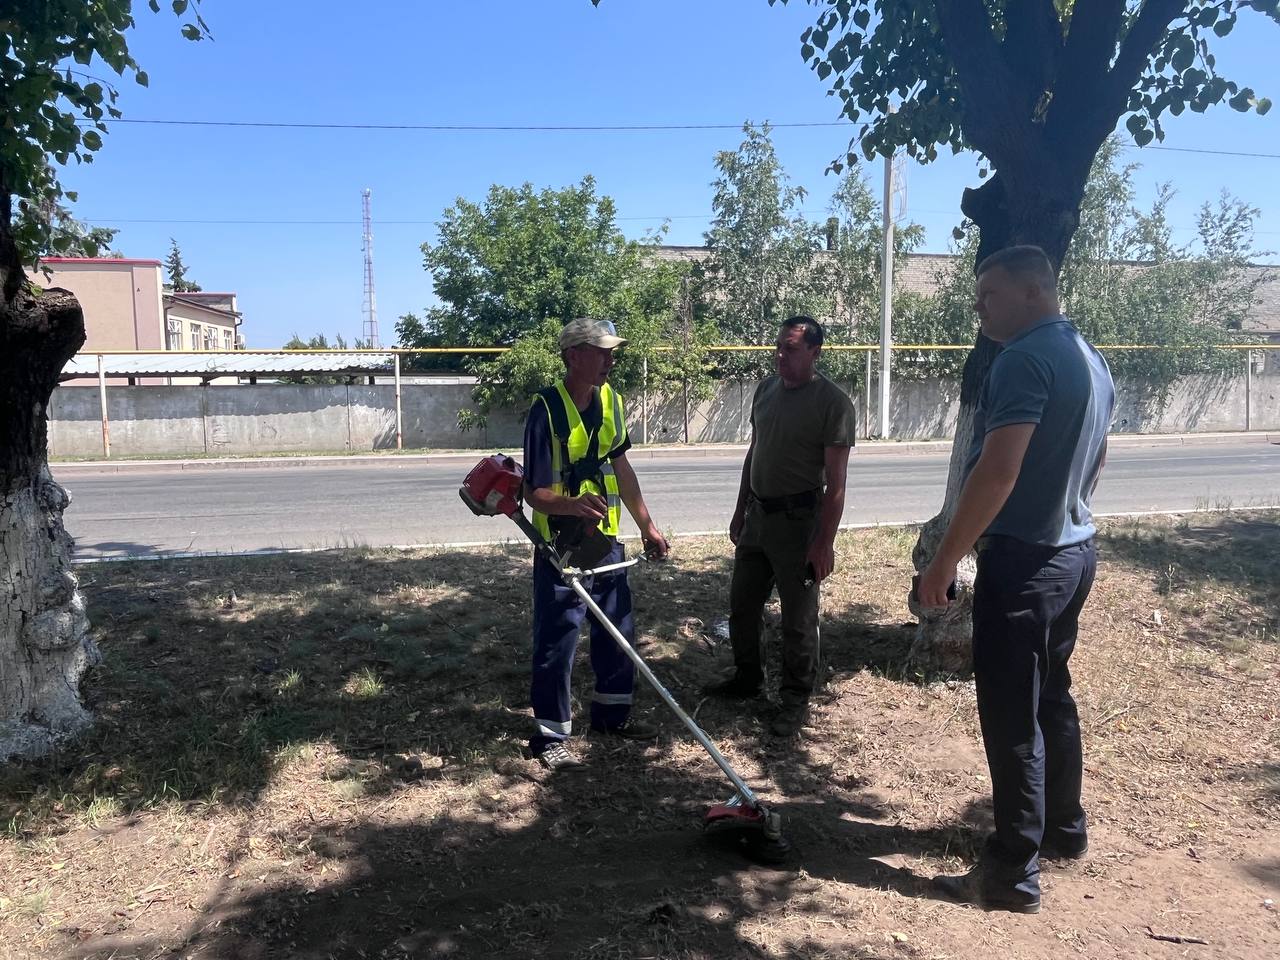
left=1, top=513, right=1277, bottom=959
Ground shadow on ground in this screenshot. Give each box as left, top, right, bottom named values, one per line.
left=2, top=540, right=993, bottom=958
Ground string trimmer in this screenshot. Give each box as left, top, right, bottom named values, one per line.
left=459, top=454, right=792, bottom=864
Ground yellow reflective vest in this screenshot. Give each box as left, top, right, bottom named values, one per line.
left=529, top=381, right=625, bottom=540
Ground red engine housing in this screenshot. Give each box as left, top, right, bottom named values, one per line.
left=459, top=454, right=525, bottom=518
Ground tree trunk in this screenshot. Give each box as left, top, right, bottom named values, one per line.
left=907, top=334, right=999, bottom=673
left=1, top=285, right=97, bottom=762
left=906, top=171, right=1075, bottom=673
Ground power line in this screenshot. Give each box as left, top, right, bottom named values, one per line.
left=1129, top=144, right=1280, bottom=159
left=80, top=214, right=718, bottom=224
left=80, top=213, right=1280, bottom=235
left=78, top=116, right=1280, bottom=159
left=90, top=118, right=846, bottom=132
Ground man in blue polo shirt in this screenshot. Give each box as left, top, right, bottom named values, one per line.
left=917, top=245, right=1115, bottom=914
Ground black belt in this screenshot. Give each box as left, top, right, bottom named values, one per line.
left=752, top=488, right=820, bottom=514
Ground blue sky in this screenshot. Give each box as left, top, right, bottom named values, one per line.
left=61, top=0, right=1280, bottom=348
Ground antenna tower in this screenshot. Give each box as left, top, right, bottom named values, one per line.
left=361, top=188, right=381, bottom=348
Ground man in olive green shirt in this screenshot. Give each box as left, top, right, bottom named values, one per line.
left=706, top=316, right=857, bottom=736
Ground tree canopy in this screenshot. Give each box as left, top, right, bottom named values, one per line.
left=1, top=1, right=208, bottom=296
left=772, top=0, right=1278, bottom=266
left=397, top=176, right=686, bottom=427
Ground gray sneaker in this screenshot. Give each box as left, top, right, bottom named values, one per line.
left=537, top=742, right=588, bottom=772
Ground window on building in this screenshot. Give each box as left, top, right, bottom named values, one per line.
left=166, top=318, right=182, bottom=350
left=222, top=329, right=233, bottom=350
left=203, top=326, right=219, bottom=350
left=189, top=323, right=202, bottom=350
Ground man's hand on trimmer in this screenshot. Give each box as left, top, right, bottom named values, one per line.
left=565, top=493, right=608, bottom=519
left=642, top=525, right=669, bottom=561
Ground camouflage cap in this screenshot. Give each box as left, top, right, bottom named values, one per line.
left=558, top=317, right=628, bottom=350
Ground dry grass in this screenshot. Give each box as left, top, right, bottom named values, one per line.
left=0, top=513, right=1277, bottom=959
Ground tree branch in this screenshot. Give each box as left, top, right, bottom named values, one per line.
left=1047, top=0, right=1185, bottom=172
left=1002, top=0, right=1064, bottom=93
left=1044, top=0, right=1131, bottom=165
left=0, top=171, right=22, bottom=305
left=1104, top=0, right=1190, bottom=115
left=933, top=0, right=1036, bottom=162
left=1059, top=0, right=1129, bottom=85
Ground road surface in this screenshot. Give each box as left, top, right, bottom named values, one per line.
left=55, top=439, right=1280, bottom=559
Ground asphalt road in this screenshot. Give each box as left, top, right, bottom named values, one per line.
left=55, top=439, right=1280, bottom=560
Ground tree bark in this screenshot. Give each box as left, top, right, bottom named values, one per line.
left=906, top=167, right=1078, bottom=673
left=1, top=284, right=97, bottom=761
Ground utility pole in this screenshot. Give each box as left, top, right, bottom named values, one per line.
left=361, top=188, right=381, bottom=348
left=878, top=149, right=894, bottom=438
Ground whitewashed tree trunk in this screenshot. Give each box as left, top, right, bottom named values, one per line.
left=1, top=285, right=95, bottom=762
left=0, top=468, right=98, bottom=760
left=907, top=335, right=1000, bottom=674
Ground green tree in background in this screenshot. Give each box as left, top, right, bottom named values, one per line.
left=399, top=176, right=685, bottom=428
left=165, top=238, right=201, bottom=293
left=278, top=332, right=374, bottom=385
left=14, top=172, right=122, bottom=261
left=822, top=165, right=925, bottom=382
left=700, top=123, right=829, bottom=378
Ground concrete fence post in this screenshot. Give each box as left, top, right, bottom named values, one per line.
left=96, top=354, right=110, bottom=458
left=1245, top=349, right=1253, bottom=432
left=394, top=354, right=403, bottom=451
left=200, top=384, right=210, bottom=455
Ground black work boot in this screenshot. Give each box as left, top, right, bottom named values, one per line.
left=769, top=702, right=809, bottom=737
left=591, top=716, right=658, bottom=741
left=933, top=860, right=1041, bottom=914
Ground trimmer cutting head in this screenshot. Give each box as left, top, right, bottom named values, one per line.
left=704, top=794, right=792, bottom=865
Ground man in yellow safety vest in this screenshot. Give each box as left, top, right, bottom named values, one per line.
left=522, top=317, right=669, bottom=772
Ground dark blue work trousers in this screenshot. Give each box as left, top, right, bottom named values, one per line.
left=529, top=540, right=635, bottom=754
left=972, top=535, right=1096, bottom=898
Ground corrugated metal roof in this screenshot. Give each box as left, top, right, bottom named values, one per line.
left=61, top=352, right=395, bottom=379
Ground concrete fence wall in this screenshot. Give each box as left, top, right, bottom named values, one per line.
left=49, top=372, right=1280, bottom=458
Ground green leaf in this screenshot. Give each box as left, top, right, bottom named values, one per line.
left=136, top=70, right=149, bottom=87
left=81, top=130, right=103, bottom=151
left=1258, top=97, right=1273, bottom=116
left=817, top=61, right=832, bottom=80
left=1170, top=35, right=1194, bottom=74
left=801, top=42, right=814, bottom=61
left=173, top=0, right=189, bottom=13
left=149, top=0, right=161, bottom=11
left=812, top=28, right=829, bottom=49
left=181, top=23, right=202, bottom=40
left=854, top=8, right=870, bottom=30
left=1125, top=113, right=1147, bottom=138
